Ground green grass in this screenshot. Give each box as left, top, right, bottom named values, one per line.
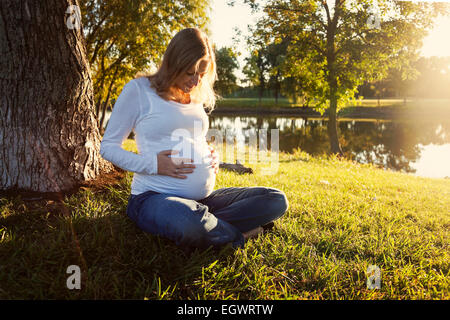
left=1, top=140, right=449, bottom=299
left=216, top=97, right=303, bottom=108
left=215, top=97, right=450, bottom=110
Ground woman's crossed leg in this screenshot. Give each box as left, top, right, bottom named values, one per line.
left=126, top=187, right=289, bottom=250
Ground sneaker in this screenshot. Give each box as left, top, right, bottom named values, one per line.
left=261, top=221, right=275, bottom=232
left=243, top=226, right=264, bottom=240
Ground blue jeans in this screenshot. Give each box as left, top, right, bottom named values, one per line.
left=126, top=187, right=289, bottom=250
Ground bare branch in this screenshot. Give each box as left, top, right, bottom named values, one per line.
left=322, top=0, right=332, bottom=25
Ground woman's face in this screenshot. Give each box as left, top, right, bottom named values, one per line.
left=174, top=58, right=209, bottom=94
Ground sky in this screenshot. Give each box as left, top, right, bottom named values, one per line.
left=420, top=14, right=450, bottom=57
left=209, top=0, right=263, bottom=82
left=209, top=0, right=450, bottom=81
left=209, top=1, right=262, bottom=50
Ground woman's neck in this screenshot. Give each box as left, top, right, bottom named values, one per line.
left=172, top=88, right=191, bottom=104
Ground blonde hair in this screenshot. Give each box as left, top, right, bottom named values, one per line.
left=137, top=28, right=218, bottom=111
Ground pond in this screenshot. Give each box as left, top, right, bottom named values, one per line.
left=103, top=112, right=450, bottom=179
left=208, top=115, right=450, bottom=179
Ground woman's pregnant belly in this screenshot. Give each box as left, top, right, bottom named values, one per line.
left=134, top=139, right=216, bottom=200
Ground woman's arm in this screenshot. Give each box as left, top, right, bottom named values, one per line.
left=100, top=80, right=158, bottom=175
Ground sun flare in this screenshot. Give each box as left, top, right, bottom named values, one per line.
left=421, top=15, right=450, bottom=57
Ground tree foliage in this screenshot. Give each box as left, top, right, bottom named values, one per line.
left=215, top=46, right=240, bottom=96
left=242, top=24, right=272, bottom=104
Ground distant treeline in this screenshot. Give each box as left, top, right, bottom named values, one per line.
left=357, top=56, right=450, bottom=99
left=223, top=56, right=450, bottom=101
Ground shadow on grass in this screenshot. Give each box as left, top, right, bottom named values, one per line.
left=0, top=194, right=234, bottom=299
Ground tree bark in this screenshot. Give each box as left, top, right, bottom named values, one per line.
left=0, top=0, right=113, bottom=193
left=326, top=68, right=343, bottom=155
left=327, top=93, right=343, bottom=155
left=257, top=51, right=265, bottom=108
left=99, top=66, right=119, bottom=130
left=274, top=70, right=280, bottom=106
left=325, top=5, right=343, bottom=156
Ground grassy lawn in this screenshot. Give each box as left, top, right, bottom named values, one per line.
left=215, top=97, right=450, bottom=110
left=0, top=139, right=449, bottom=299
left=216, top=97, right=304, bottom=109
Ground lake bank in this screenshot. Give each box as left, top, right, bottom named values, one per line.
left=211, top=99, right=450, bottom=119
left=211, top=105, right=450, bottom=119
left=208, top=115, right=450, bottom=179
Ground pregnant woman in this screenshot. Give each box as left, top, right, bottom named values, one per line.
left=100, top=28, right=288, bottom=250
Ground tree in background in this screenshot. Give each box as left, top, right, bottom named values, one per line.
left=242, top=51, right=271, bottom=105
left=242, top=25, right=294, bottom=106
left=358, top=56, right=450, bottom=101
left=79, top=0, right=211, bottom=131
left=242, top=24, right=271, bottom=106
left=383, top=53, right=420, bottom=104
left=265, top=39, right=290, bottom=105
left=242, top=49, right=267, bottom=102
left=245, top=0, right=448, bottom=154
left=411, top=56, right=450, bottom=99
left=214, top=46, right=240, bottom=97
left=279, top=39, right=325, bottom=108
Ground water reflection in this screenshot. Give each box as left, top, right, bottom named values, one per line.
left=209, top=116, right=450, bottom=178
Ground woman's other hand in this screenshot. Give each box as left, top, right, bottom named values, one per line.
left=157, top=150, right=196, bottom=179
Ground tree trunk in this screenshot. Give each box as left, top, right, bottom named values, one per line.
left=327, top=94, right=343, bottom=155
left=274, top=70, right=280, bottom=106
left=257, top=51, right=264, bottom=108
left=99, top=66, right=119, bottom=130
left=0, top=0, right=113, bottom=193
left=98, top=101, right=108, bottom=135
left=326, top=59, right=343, bottom=156
left=258, top=80, right=264, bottom=108
left=325, top=10, right=343, bottom=156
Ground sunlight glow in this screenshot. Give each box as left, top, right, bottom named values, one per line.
left=421, top=14, right=450, bottom=57
left=411, top=143, right=450, bottom=178
left=209, top=0, right=265, bottom=84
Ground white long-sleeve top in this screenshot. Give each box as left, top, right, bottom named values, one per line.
left=100, top=77, right=216, bottom=200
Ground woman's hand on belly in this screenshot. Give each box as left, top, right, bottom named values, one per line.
left=157, top=150, right=196, bottom=179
